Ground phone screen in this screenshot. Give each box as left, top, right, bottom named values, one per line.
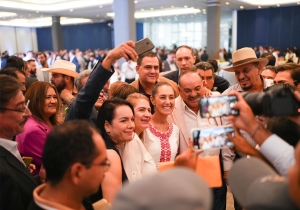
left=199, top=95, right=239, bottom=118
left=192, top=126, right=235, bottom=150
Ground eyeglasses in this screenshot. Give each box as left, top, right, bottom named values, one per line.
left=0, top=100, right=30, bottom=116
left=90, top=159, right=111, bottom=172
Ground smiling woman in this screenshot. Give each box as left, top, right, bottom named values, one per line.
left=16, top=81, right=60, bottom=175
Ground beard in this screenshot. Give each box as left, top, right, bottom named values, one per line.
left=30, top=69, right=36, bottom=75
left=54, top=81, right=67, bottom=93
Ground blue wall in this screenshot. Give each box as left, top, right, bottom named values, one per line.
left=237, top=6, right=300, bottom=51
left=36, top=22, right=144, bottom=51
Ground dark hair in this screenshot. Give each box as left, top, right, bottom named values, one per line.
left=0, top=67, right=25, bottom=78
left=25, top=82, right=60, bottom=126
left=192, top=48, right=201, bottom=64
left=260, top=53, right=276, bottom=66
left=178, top=70, right=202, bottom=87
left=267, top=117, right=300, bottom=147
left=137, top=51, right=159, bottom=66
left=275, top=63, right=300, bottom=86
left=194, top=62, right=214, bottom=74
left=151, top=82, right=175, bottom=98
left=208, top=59, right=219, bottom=73
left=39, top=52, right=47, bottom=58
left=110, top=84, right=138, bottom=100
left=5, top=56, right=25, bottom=70
left=96, top=98, right=134, bottom=146
left=108, top=81, right=127, bottom=99
left=43, top=120, right=100, bottom=185
left=168, top=50, right=176, bottom=55
left=0, top=75, right=21, bottom=111
left=263, top=65, right=276, bottom=72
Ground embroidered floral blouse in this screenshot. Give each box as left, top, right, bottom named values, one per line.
left=143, top=121, right=179, bottom=168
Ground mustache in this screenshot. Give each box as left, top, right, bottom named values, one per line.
left=188, top=95, right=200, bottom=100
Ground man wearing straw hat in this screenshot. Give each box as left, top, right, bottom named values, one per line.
left=223, top=47, right=273, bottom=94
left=42, top=60, right=79, bottom=106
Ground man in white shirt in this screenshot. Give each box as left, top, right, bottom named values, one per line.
left=121, top=60, right=137, bottom=83
left=170, top=70, right=232, bottom=210
left=272, top=48, right=280, bottom=66
left=0, top=74, right=37, bottom=210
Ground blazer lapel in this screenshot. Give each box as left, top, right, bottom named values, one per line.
left=0, top=146, right=37, bottom=185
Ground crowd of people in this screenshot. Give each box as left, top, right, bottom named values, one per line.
left=0, top=40, right=300, bottom=210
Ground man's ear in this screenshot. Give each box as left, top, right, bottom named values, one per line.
left=135, top=65, right=140, bottom=74
left=69, top=163, right=84, bottom=185
left=192, top=56, right=196, bottom=64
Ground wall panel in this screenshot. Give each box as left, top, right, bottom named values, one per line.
left=0, top=26, right=17, bottom=54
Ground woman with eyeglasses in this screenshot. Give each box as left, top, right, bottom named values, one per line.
left=90, top=98, right=134, bottom=203
left=16, top=81, right=60, bottom=175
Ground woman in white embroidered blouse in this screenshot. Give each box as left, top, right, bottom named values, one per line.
left=143, top=82, right=179, bottom=167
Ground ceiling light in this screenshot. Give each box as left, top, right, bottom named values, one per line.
left=107, top=8, right=201, bottom=19
left=239, top=0, right=298, bottom=6
left=69, top=9, right=73, bottom=12
left=99, top=5, right=103, bottom=8
left=134, top=1, right=138, bottom=3
left=226, top=2, right=230, bottom=5
left=0, top=12, right=17, bottom=18
left=36, top=11, right=39, bottom=13
left=258, top=6, right=261, bottom=8
left=277, top=4, right=280, bottom=6
left=184, top=5, right=188, bottom=8
left=171, top=5, right=174, bottom=8
left=240, top=6, right=244, bottom=9
left=150, top=8, right=154, bottom=10
left=0, top=0, right=112, bottom=12
left=141, top=9, right=144, bottom=11
left=161, top=6, right=164, bottom=9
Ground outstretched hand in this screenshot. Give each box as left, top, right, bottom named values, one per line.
left=102, top=41, right=138, bottom=69
left=175, top=139, right=202, bottom=171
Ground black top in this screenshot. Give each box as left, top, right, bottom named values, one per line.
left=88, top=137, right=128, bottom=203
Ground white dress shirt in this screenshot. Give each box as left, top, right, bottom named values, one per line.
left=0, top=138, right=25, bottom=166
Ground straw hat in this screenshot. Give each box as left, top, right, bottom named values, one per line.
left=224, top=47, right=268, bottom=72
left=42, top=60, right=79, bottom=78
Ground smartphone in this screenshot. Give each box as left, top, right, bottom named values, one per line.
left=199, top=95, right=239, bottom=118
left=22, top=156, right=33, bottom=167
left=191, top=126, right=235, bottom=150
left=134, top=38, right=155, bottom=56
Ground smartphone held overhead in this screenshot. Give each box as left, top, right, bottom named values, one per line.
left=191, top=126, right=235, bottom=150
left=199, top=95, right=239, bottom=118
left=134, top=38, right=155, bottom=56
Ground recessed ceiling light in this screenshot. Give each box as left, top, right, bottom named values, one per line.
left=134, top=0, right=138, bottom=3
left=99, top=5, right=103, bottom=8
left=141, top=9, right=144, bottom=11
left=240, top=6, right=244, bottom=9
left=258, top=6, right=261, bottom=8
left=150, top=8, right=154, bottom=10
left=277, top=4, right=280, bottom=6
left=226, top=2, right=230, bottom=5
left=69, top=9, right=73, bottom=12
left=184, top=5, right=188, bottom=8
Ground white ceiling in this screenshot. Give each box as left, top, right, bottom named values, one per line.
left=0, top=0, right=299, bottom=27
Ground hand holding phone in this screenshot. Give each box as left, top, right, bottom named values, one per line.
left=134, top=38, right=155, bottom=56
left=191, top=126, right=235, bottom=150
left=22, top=156, right=33, bottom=167
left=199, top=95, right=239, bottom=118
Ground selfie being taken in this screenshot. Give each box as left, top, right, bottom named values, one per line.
left=1, top=1, right=300, bottom=210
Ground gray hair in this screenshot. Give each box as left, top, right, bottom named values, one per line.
left=75, top=69, right=92, bottom=91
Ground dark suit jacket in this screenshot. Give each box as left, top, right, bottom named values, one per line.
left=25, top=77, right=38, bottom=90
left=162, top=60, right=178, bottom=72
left=0, top=146, right=37, bottom=210
left=213, top=75, right=230, bottom=93
left=65, top=61, right=114, bottom=124
left=71, top=57, right=80, bottom=73
left=163, top=70, right=180, bottom=84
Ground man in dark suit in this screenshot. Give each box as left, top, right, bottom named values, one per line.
left=164, top=45, right=196, bottom=84
left=0, top=75, right=37, bottom=210
left=69, top=50, right=80, bottom=73
left=162, top=50, right=179, bottom=72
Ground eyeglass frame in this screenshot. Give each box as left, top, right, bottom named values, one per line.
left=0, top=100, right=30, bottom=116
left=87, top=158, right=111, bottom=172
left=273, top=80, right=298, bottom=85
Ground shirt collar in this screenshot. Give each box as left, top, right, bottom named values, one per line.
left=0, top=137, right=18, bottom=154
left=236, top=75, right=273, bottom=92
